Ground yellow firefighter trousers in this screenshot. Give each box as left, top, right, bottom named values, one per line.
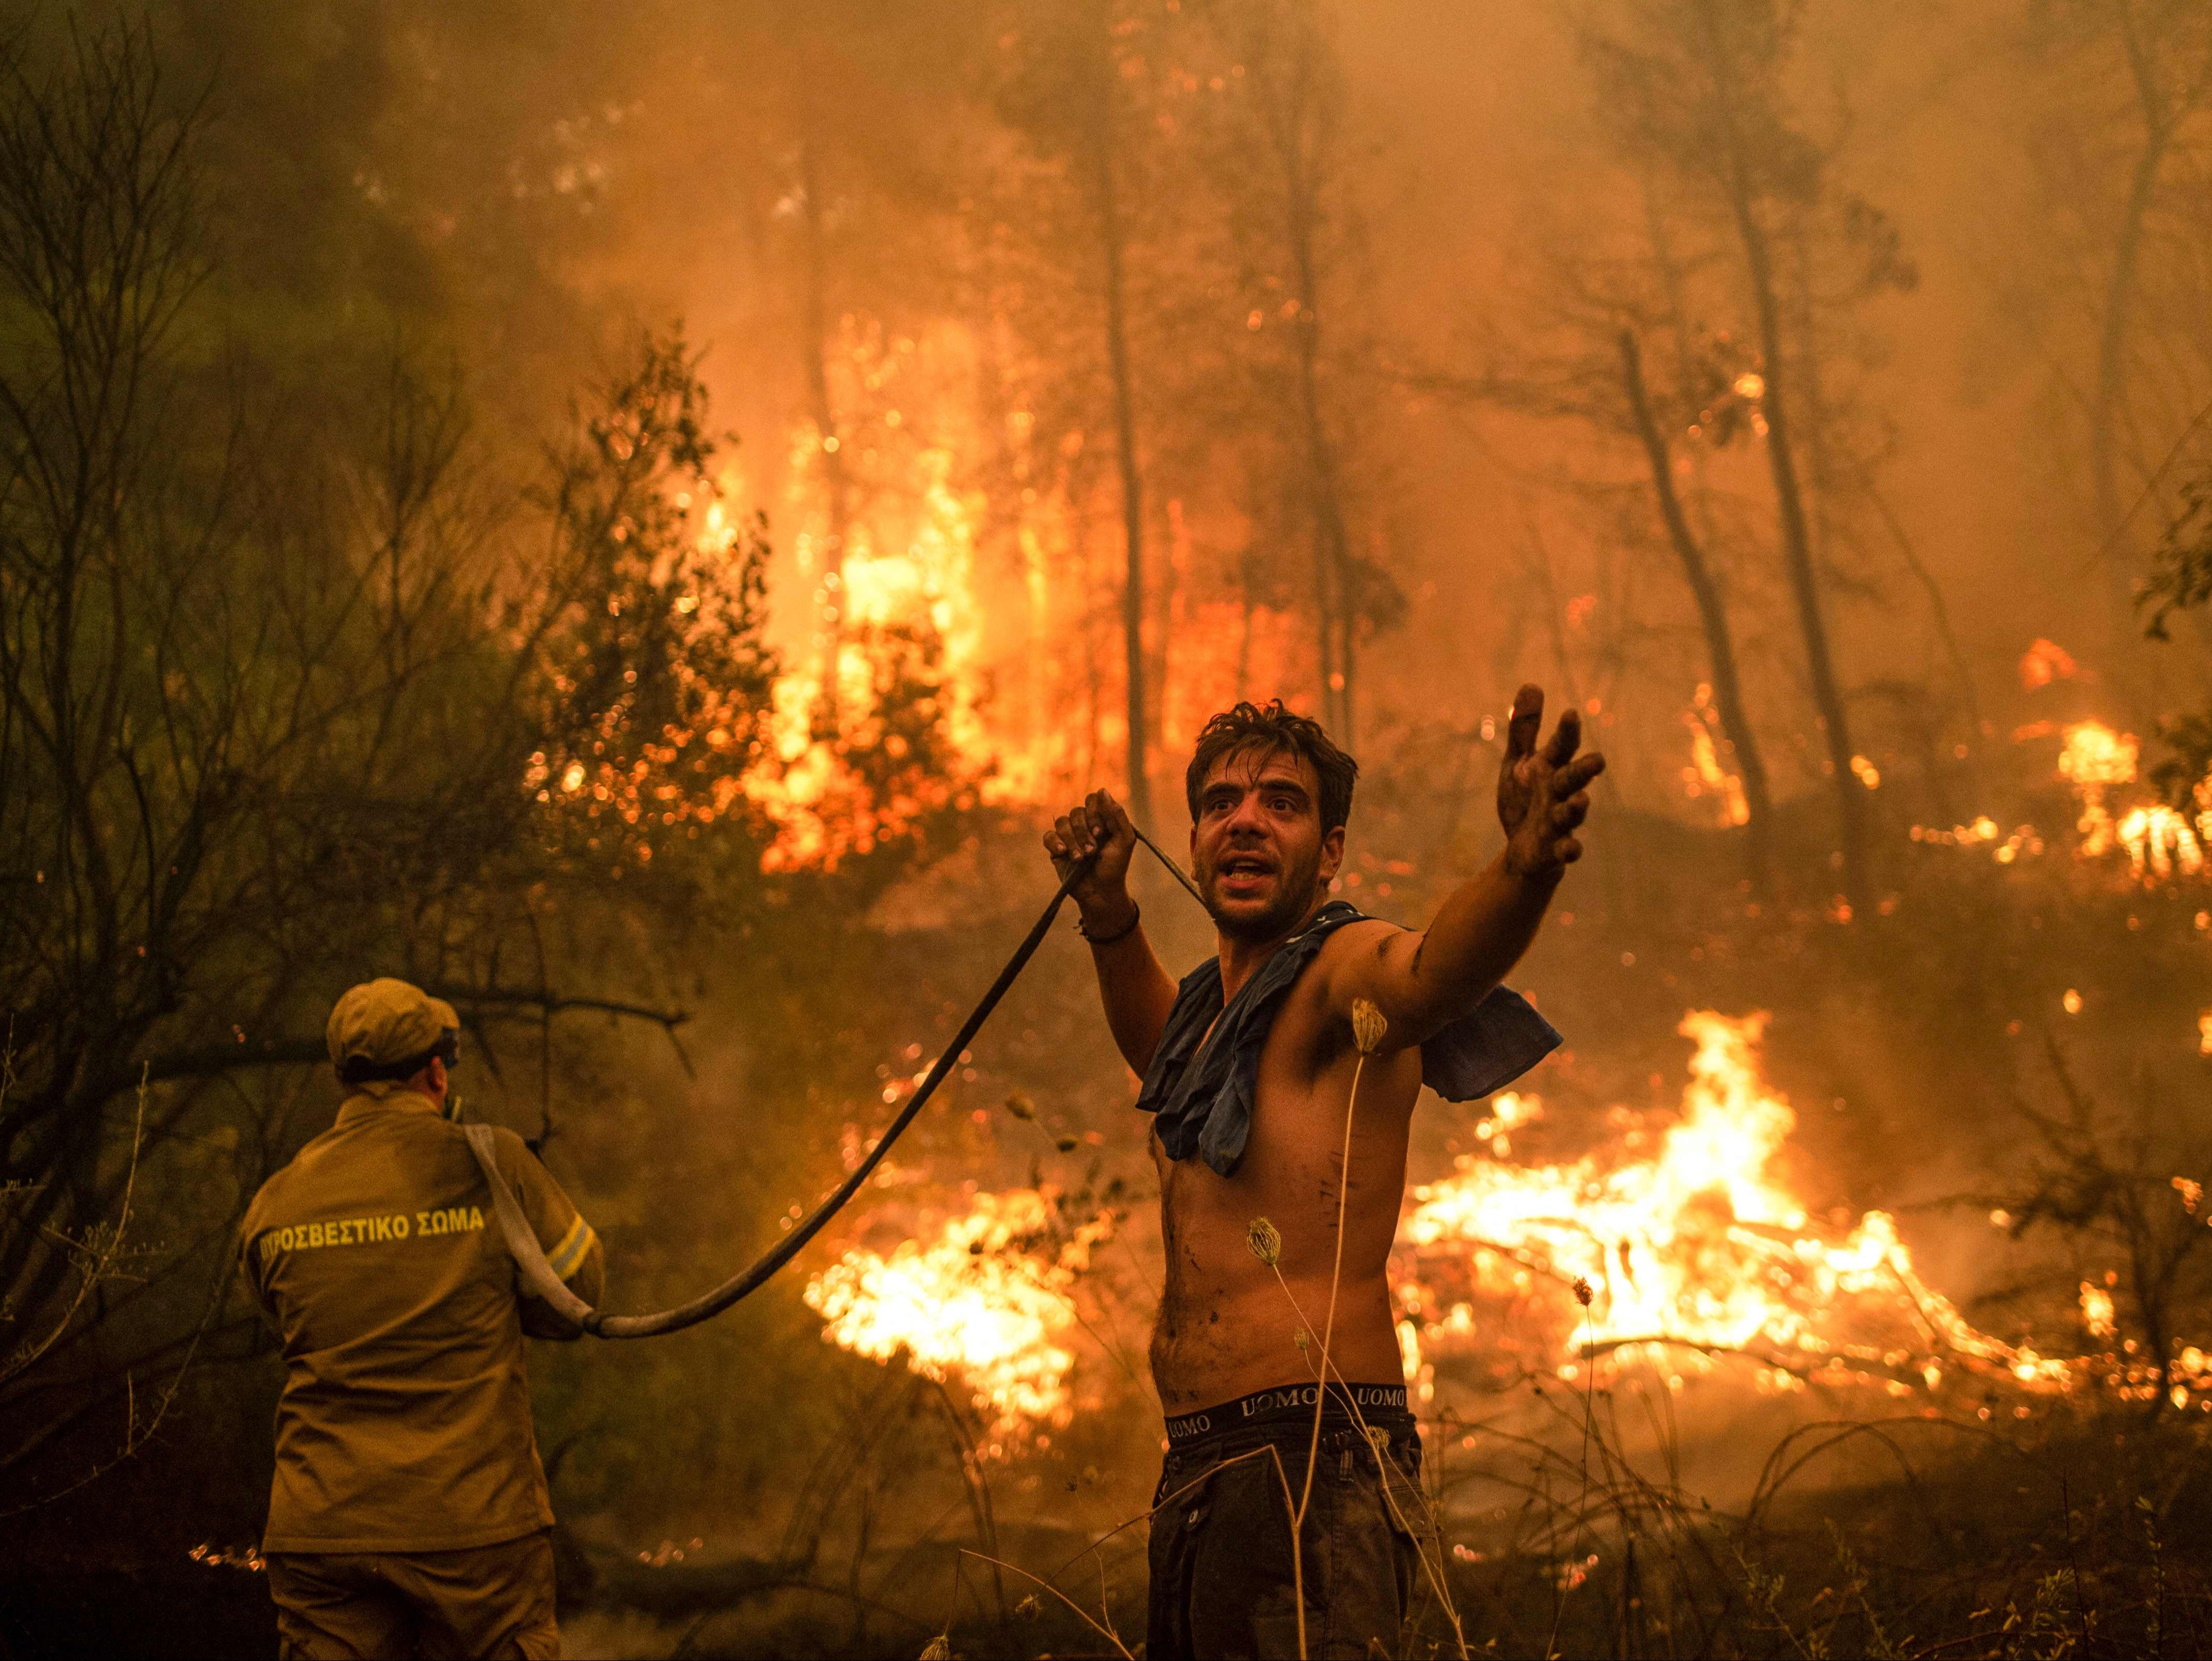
left=265, top=1528, right=559, bottom=1659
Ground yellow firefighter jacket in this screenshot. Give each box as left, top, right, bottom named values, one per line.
left=240, top=1082, right=603, bottom=1553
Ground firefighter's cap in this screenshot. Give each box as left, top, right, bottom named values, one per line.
left=327, top=978, right=460, bottom=1085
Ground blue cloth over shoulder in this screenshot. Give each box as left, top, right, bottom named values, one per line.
left=1133, top=900, right=1561, bottom=1177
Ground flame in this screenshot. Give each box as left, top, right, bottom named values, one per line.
left=2058, top=721, right=2138, bottom=857
left=727, top=319, right=1047, bottom=870
left=805, top=1017, right=2209, bottom=1437
left=2081, top=1282, right=2118, bottom=1342
left=728, top=318, right=1309, bottom=870
left=803, top=1189, right=1113, bottom=1441
left=1928, top=716, right=2212, bottom=884
left=2046, top=720, right=2212, bottom=883
left=2057, top=719, right=2137, bottom=787
left=1394, top=1012, right=2070, bottom=1396
left=740, top=420, right=1006, bottom=869
left=2020, top=638, right=2079, bottom=690
left=2118, top=805, right=2206, bottom=880
left=1680, top=686, right=1749, bottom=826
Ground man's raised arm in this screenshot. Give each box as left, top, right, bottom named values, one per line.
left=1045, top=790, right=1180, bottom=1077
left=1325, top=685, right=1603, bottom=1049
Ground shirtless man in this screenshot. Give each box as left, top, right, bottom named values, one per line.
left=1044, top=689, right=1601, bottom=1660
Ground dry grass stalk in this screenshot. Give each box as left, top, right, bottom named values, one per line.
left=1247, top=1214, right=1284, bottom=1266
left=1300, top=1002, right=1387, bottom=1539
left=1219, top=996, right=1470, bottom=1657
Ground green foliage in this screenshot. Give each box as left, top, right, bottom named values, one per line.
left=525, top=327, right=779, bottom=875
left=2140, top=471, right=2212, bottom=643
left=2135, top=472, right=2212, bottom=814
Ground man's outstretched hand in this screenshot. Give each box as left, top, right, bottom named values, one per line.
left=1497, top=684, right=1605, bottom=882
left=1044, top=789, right=1140, bottom=935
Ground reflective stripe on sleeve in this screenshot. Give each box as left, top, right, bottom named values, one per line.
left=544, top=1214, right=597, bottom=1281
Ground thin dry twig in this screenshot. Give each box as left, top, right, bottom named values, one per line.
left=5, top=1064, right=151, bottom=1385
left=956, top=1550, right=1136, bottom=1659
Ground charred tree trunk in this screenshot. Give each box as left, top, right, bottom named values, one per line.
left=1288, top=229, right=1354, bottom=746
left=1236, top=546, right=1258, bottom=702
left=1294, top=296, right=1354, bottom=744
left=2093, top=129, right=2166, bottom=548
left=1619, top=328, right=1773, bottom=893
left=1090, top=102, right=1152, bottom=829
left=1742, top=229, right=1869, bottom=906
left=1268, top=5, right=1357, bottom=745
left=1156, top=497, right=1187, bottom=762
left=2090, top=10, right=2208, bottom=547
left=2086, top=3, right=2212, bottom=669
left=797, top=142, right=852, bottom=743
left=1697, top=0, right=1868, bottom=907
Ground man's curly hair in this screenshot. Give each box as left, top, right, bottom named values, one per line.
left=1183, top=701, right=1359, bottom=832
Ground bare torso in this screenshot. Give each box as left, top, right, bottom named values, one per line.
left=1050, top=693, right=1599, bottom=1417
left=1147, top=926, right=1423, bottom=1414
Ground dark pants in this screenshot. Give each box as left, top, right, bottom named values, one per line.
left=264, top=1529, right=559, bottom=1660
left=1147, top=1409, right=1436, bottom=1661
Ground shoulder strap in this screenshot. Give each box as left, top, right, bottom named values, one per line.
left=461, top=1123, right=599, bottom=1335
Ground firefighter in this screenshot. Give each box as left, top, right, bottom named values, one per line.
left=240, top=978, right=604, bottom=1660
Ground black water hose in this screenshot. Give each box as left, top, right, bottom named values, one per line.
left=470, top=835, right=1202, bottom=1339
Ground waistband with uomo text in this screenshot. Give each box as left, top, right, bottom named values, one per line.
left=1164, top=1382, right=1411, bottom=1445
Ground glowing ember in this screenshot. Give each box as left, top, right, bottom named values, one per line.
left=1473, top=1090, right=1541, bottom=1158
left=1394, top=1012, right=2071, bottom=1396
left=804, top=1188, right=1112, bottom=1441
left=187, top=1543, right=265, bottom=1572
left=1909, top=816, right=2048, bottom=866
